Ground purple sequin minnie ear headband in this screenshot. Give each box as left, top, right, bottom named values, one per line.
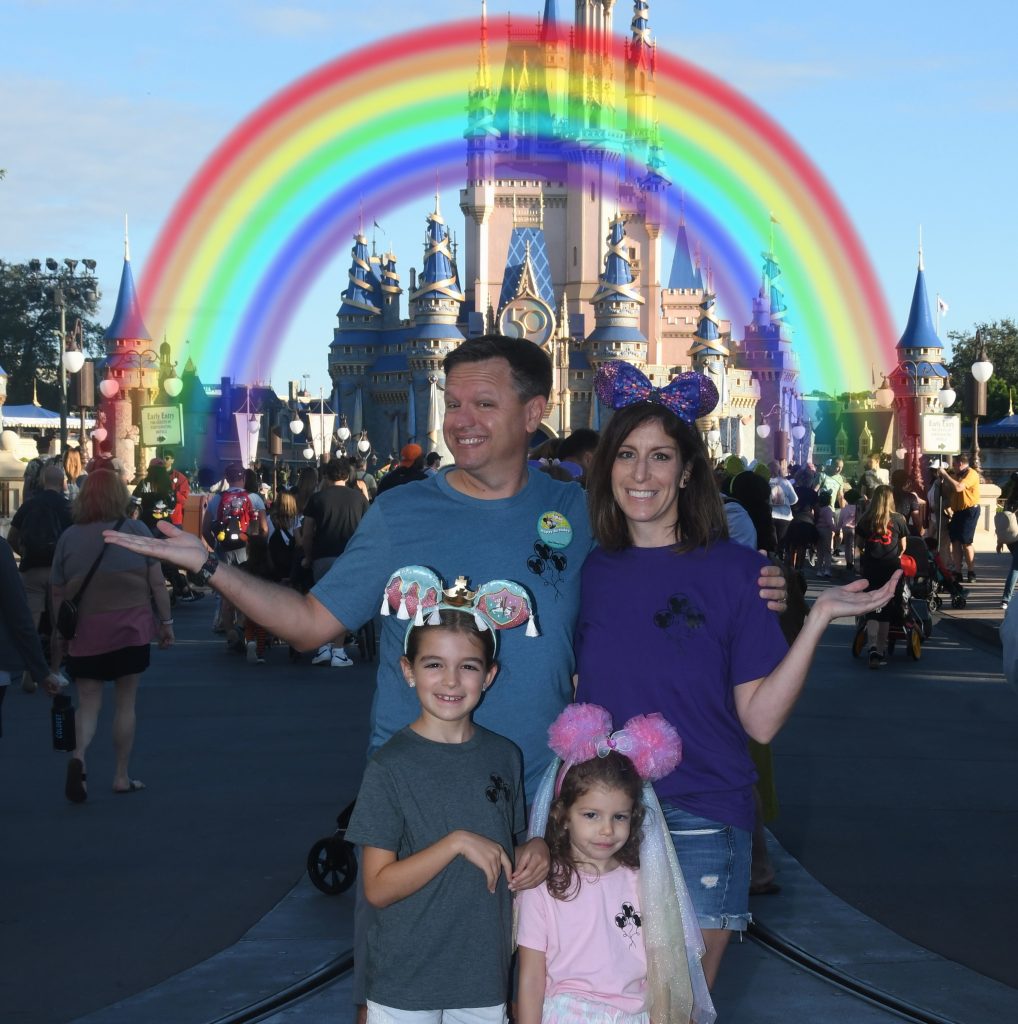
left=595, top=360, right=719, bottom=424
left=548, top=703, right=682, bottom=795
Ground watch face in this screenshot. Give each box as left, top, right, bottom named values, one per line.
left=498, top=297, right=555, bottom=347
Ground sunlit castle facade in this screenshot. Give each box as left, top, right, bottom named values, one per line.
left=327, top=1, right=793, bottom=460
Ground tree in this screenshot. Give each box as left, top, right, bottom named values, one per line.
left=0, top=261, right=104, bottom=409
left=944, top=319, right=1018, bottom=424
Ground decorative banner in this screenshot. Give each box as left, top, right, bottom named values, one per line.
left=140, top=405, right=184, bottom=447
left=352, top=386, right=363, bottom=436
left=305, top=406, right=336, bottom=457
left=233, top=411, right=261, bottom=467
left=406, top=380, right=416, bottom=443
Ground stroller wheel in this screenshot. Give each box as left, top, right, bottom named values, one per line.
left=307, top=837, right=358, bottom=895
left=951, top=593, right=967, bottom=609
left=852, top=626, right=867, bottom=658
left=930, top=593, right=942, bottom=612
left=908, top=630, right=922, bottom=660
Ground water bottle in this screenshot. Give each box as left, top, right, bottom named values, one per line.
left=51, top=694, right=76, bottom=752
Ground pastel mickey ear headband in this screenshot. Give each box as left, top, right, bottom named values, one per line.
left=381, top=565, right=539, bottom=653
left=548, top=703, right=682, bottom=794
left=595, top=360, right=719, bottom=424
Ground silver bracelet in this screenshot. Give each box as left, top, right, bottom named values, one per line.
left=161, top=619, right=174, bottom=626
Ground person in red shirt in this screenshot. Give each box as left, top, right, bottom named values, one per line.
left=162, top=450, right=190, bottom=528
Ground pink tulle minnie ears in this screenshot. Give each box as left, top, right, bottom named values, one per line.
left=548, top=703, right=682, bottom=783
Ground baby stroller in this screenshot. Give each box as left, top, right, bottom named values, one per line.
left=852, top=537, right=933, bottom=661
left=924, top=537, right=967, bottom=610
left=306, top=801, right=358, bottom=895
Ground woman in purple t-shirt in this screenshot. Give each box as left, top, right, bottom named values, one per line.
left=574, top=362, right=899, bottom=989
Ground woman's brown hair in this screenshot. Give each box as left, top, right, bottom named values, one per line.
left=587, top=403, right=727, bottom=552
left=73, top=467, right=131, bottom=524
left=545, top=752, right=645, bottom=900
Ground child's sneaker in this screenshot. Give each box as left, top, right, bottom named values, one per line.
left=868, top=647, right=882, bottom=670
left=246, top=640, right=258, bottom=663
left=331, top=648, right=353, bottom=668
left=311, top=644, right=333, bottom=665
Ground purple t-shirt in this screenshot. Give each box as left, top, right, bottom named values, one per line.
left=574, top=541, right=788, bottom=832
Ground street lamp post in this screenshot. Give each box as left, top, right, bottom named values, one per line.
left=30, top=257, right=97, bottom=453
left=969, top=334, right=994, bottom=475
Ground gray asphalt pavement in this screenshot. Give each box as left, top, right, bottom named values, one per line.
left=2, top=544, right=1017, bottom=1023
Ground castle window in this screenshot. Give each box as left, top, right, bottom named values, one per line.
left=573, top=246, right=577, bottom=267
left=590, top=183, right=595, bottom=203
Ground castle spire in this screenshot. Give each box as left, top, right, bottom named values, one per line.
left=896, top=244, right=942, bottom=352
left=338, top=231, right=381, bottom=316
left=104, top=224, right=151, bottom=343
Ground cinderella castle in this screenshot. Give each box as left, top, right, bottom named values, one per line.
left=325, top=0, right=801, bottom=465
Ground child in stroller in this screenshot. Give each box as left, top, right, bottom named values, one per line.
left=924, top=536, right=968, bottom=609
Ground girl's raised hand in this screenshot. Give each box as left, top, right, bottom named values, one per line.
left=453, top=830, right=514, bottom=893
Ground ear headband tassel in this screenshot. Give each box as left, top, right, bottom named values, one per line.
left=413, top=603, right=425, bottom=627
left=427, top=608, right=442, bottom=626
left=380, top=596, right=390, bottom=616
left=396, top=596, right=410, bottom=620
left=526, top=612, right=539, bottom=638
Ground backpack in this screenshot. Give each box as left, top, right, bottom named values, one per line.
left=994, top=509, right=1018, bottom=544
left=214, top=490, right=254, bottom=551
left=17, top=502, right=64, bottom=568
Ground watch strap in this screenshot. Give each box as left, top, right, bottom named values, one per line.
left=198, top=551, right=220, bottom=584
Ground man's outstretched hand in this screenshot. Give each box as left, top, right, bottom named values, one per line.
left=104, top=521, right=207, bottom=574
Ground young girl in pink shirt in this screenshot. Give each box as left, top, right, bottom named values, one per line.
left=517, top=704, right=715, bottom=1024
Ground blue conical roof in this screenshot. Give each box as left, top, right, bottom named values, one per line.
left=668, top=224, right=703, bottom=290
left=103, top=257, right=151, bottom=341
left=339, top=233, right=381, bottom=316
left=412, top=201, right=464, bottom=303
left=897, top=262, right=942, bottom=351
left=542, top=0, right=560, bottom=41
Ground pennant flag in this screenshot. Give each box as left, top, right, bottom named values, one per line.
left=770, top=212, right=780, bottom=224
left=937, top=295, right=949, bottom=315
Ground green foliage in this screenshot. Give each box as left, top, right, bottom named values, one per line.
left=944, top=319, right=1018, bottom=423
left=0, top=261, right=104, bottom=409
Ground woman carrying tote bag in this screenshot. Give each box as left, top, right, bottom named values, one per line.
left=49, top=467, right=175, bottom=803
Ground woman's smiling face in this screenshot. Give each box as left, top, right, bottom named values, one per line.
left=610, top=418, right=688, bottom=547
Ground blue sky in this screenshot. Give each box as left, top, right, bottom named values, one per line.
left=2, top=0, right=1014, bottom=394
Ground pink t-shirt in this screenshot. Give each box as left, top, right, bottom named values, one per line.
left=517, top=866, right=646, bottom=1013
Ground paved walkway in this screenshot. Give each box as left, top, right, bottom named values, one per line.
left=2, top=523, right=1015, bottom=1023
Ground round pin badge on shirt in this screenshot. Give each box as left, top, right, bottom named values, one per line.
left=537, top=511, right=573, bottom=550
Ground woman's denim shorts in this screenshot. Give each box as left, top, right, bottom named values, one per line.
left=660, top=803, right=752, bottom=932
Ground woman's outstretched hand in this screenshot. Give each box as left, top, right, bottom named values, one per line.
left=104, top=521, right=207, bottom=574
left=811, top=570, right=903, bottom=624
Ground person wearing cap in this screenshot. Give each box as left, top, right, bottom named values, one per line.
left=161, top=450, right=190, bottom=528
left=375, top=443, right=428, bottom=496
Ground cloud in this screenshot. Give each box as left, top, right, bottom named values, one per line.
left=244, top=4, right=336, bottom=38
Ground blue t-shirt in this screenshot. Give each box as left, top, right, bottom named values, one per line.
left=574, top=541, right=788, bottom=832
left=312, top=466, right=594, bottom=801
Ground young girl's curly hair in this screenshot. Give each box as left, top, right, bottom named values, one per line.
left=545, top=752, right=645, bottom=901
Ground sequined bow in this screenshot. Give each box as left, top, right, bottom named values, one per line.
left=595, top=360, right=719, bottom=424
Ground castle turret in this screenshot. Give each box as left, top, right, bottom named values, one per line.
left=586, top=212, right=647, bottom=370
left=103, top=221, right=158, bottom=473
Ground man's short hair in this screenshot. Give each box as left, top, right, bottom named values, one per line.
left=42, top=464, right=66, bottom=489
left=324, top=457, right=351, bottom=482
left=224, top=462, right=245, bottom=484
left=425, top=451, right=442, bottom=468
left=162, top=449, right=175, bottom=460
left=443, top=334, right=552, bottom=401
left=558, top=428, right=599, bottom=462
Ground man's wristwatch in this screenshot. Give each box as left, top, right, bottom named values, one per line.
left=198, top=551, right=220, bottom=585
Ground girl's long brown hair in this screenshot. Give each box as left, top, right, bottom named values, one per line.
left=545, top=752, right=645, bottom=901
left=858, top=484, right=895, bottom=536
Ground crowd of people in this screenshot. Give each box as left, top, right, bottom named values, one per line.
left=6, top=332, right=1012, bottom=1022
